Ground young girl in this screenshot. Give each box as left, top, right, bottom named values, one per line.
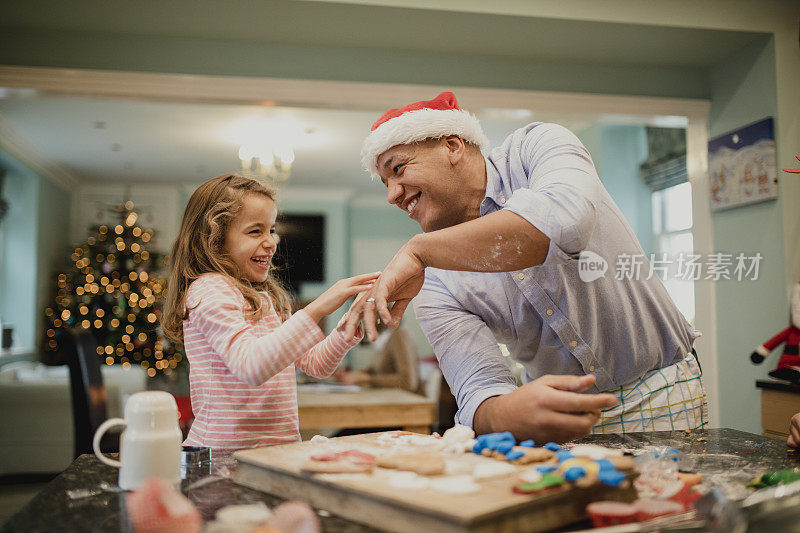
left=162, top=174, right=378, bottom=450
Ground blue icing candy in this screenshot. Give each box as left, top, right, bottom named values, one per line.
left=564, top=466, right=587, bottom=482
left=505, top=450, right=525, bottom=461
left=555, top=450, right=574, bottom=462
left=598, top=469, right=626, bottom=487
left=496, top=442, right=514, bottom=454
left=595, top=459, right=615, bottom=472
left=475, top=432, right=516, bottom=453
left=519, top=440, right=535, bottom=448
left=535, top=464, right=559, bottom=473
left=544, top=442, right=560, bottom=451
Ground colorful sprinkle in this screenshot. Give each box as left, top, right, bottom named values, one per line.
left=496, top=442, right=514, bottom=454
left=564, top=466, right=587, bottom=482
left=555, top=450, right=574, bottom=462
left=598, top=469, right=626, bottom=487
left=595, top=458, right=615, bottom=472
left=505, top=450, right=525, bottom=461
left=512, top=473, right=565, bottom=494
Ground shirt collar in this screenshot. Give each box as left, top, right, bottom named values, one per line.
left=480, top=155, right=506, bottom=216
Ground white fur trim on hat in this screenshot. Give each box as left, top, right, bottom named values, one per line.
left=360, top=108, right=490, bottom=179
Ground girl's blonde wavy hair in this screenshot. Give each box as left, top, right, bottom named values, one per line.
left=162, top=174, right=292, bottom=343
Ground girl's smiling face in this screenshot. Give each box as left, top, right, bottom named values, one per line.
left=223, top=193, right=278, bottom=283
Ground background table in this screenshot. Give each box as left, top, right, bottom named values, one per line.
left=297, top=387, right=435, bottom=434
left=756, top=379, right=800, bottom=440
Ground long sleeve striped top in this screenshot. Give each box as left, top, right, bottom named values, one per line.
left=182, top=273, right=361, bottom=450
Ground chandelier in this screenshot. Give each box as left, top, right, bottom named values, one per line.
left=238, top=144, right=295, bottom=183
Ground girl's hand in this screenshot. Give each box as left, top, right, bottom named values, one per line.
left=304, top=272, right=381, bottom=323
left=338, top=370, right=371, bottom=386
left=343, top=243, right=426, bottom=341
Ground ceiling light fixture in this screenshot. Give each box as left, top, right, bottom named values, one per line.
left=238, top=143, right=295, bottom=183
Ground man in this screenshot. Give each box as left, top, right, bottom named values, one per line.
left=344, top=92, right=707, bottom=443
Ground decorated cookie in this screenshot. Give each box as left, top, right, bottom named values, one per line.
left=569, top=444, right=623, bottom=460
left=676, top=471, right=703, bottom=486
left=473, top=461, right=517, bottom=480
left=301, top=459, right=373, bottom=474
left=310, top=450, right=375, bottom=465
left=376, top=452, right=446, bottom=476
left=430, top=475, right=480, bottom=494
left=608, top=455, right=637, bottom=472
left=509, top=446, right=556, bottom=465
left=512, top=472, right=565, bottom=494
left=302, top=449, right=376, bottom=474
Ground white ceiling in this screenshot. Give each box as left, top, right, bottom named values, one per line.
left=0, top=92, right=610, bottom=188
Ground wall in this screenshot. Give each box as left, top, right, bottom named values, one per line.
left=36, top=174, right=72, bottom=343
left=348, top=195, right=431, bottom=359
left=578, top=124, right=653, bottom=255
left=708, top=37, right=786, bottom=433
left=598, top=126, right=653, bottom=256
left=0, top=150, right=72, bottom=350
left=4, top=29, right=709, bottom=100
left=0, top=154, right=38, bottom=348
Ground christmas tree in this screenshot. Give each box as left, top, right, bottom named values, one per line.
left=43, top=200, right=182, bottom=378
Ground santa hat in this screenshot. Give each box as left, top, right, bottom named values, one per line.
left=360, top=91, right=490, bottom=179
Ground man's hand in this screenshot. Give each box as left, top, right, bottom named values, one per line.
left=304, top=272, right=381, bottom=324
left=788, top=412, right=800, bottom=448
left=473, top=374, right=618, bottom=443
left=343, top=242, right=426, bottom=341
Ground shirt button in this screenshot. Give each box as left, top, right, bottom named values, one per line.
left=589, top=365, right=595, bottom=372
left=517, top=273, right=525, bottom=280
left=500, top=196, right=506, bottom=204
left=546, top=309, right=553, bottom=316
left=570, top=340, right=578, bottom=347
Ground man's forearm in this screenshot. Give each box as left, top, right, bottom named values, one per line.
left=472, top=395, right=503, bottom=435
left=409, top=210, right=550, bottom=272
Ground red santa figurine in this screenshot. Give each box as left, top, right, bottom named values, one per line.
left=751, top=282, right=800, bottom=382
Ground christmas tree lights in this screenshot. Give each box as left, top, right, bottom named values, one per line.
left=43, top=200, right=182, bottom=377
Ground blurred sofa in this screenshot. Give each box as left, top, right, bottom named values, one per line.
left=0, top=361, right=147, bottom=475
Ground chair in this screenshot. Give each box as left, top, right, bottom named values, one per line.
left=61, top=329, right=118, bottom=458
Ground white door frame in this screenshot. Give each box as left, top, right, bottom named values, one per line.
left=0, top=65, right=718, bottom=423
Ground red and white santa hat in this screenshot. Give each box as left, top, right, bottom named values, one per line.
left=360, top=91, right=490, bottom=179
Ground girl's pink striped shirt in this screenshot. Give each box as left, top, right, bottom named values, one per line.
left=182, top=273, right=361, bottom=450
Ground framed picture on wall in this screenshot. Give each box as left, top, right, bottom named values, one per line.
left=708, top=117, right=778, bottom=211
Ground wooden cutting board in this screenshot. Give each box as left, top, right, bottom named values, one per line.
left=233, top=432, right=635, bottom=533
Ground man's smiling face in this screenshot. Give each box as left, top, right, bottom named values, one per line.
left=376, top=139, right=473, bottom=233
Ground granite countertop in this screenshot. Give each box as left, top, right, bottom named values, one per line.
left=4, top=428, right=800, bottom=533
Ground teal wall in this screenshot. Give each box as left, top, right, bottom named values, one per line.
left=578, top=124, right=653, bottom=255
left=0, top=155, right=39, bottom=348
left=349, top=201, right=420, bottom=240
left=599, top=125, right=653, bottom=256
left=708, top=37, right=785, bottom=433
left=36, top=176, right=72, bottom=342
left=0, top=151, right=72, bottom=350
left=0, top=28, right=708, bottom=100
left=348, top=196, right=431, bottom=358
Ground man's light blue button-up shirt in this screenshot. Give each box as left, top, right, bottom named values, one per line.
left=413, top=122, right=699, bottom=428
